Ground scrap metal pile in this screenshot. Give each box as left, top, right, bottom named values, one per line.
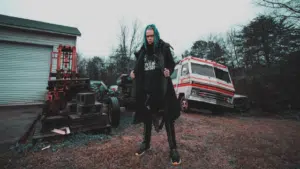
left=32, top=45, right=120, bottom=140
left=90, top=80, right=118, bottom=102
left=116, top=74, right=136, bottom=110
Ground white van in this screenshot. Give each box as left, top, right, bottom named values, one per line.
left=170, top=56, right=235, bottom=113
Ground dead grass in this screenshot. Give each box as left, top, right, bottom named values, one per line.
left=9, top=112, right=300, bottom=169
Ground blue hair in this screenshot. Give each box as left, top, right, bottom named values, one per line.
left=143, top=24, right=160, bottom=49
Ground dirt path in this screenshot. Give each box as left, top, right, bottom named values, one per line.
left=10, top=113, right=300, bottom=169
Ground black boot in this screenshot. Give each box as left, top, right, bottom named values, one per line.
left=165, top=120, right=181, bottom=165
left=170, top=149, right=181, bottom=165
left=135, top=121, right=152, bottom=156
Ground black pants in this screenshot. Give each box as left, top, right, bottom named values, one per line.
left=143, top=117, right=177, bottom=150
left=143, top=93, right=177, bottom=150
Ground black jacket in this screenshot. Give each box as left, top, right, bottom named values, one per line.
left=132, top=39, right=181, bottom=124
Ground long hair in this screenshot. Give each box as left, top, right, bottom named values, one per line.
left=143, top=24, right=160, bottom=49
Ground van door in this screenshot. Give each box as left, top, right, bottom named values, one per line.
left=180, top=63, right=190, bottom=83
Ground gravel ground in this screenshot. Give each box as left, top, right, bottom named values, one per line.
left=3, top=112, right=300, bottom=169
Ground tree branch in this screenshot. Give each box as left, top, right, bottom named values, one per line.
left=256, top=0, right=300, bottom=13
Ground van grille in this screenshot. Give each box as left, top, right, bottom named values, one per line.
left=191, top=87, right=233, bottom=106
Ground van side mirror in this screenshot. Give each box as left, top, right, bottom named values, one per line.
left=182, top=67, right=188, bottom=75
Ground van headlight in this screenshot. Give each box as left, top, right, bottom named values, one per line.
left=191, top=89, right=197, bottom=96
left=226, top=97, right=232, bottom=103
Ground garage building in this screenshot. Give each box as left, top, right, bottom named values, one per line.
left=0, top=14, right=81, bottom=106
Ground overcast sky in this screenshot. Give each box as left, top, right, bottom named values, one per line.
left=0, top=0, right=264, bottom=59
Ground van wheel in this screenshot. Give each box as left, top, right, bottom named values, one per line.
left=180, top=96, right=189, bottom=113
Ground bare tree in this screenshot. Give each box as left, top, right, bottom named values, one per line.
left=226, top=28, right=243, bottom=68
left=255, top=0, right=300, bottom=14
left=254, top=0, right=300, bottom=21
left=76, top=52, right=88, bottom=77
left=117, top=19, right=143, bottom=57
left=116, top=18, right=143, bottom=73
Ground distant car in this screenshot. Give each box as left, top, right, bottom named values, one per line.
left=232, top=94, right=250, bottom=112
left=90, top=80, right=108, bottom=91
left=109, top=85, right=118, bottom=92
left=90, top=80, right=113, bottom=101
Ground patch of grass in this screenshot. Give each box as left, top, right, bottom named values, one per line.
left=228, top=156, right=237, bottom=168
left=10, top=132, right=112, bottom=153
left=181, top=134, right=198, bottom=140
left=111, top=116, right=134, bottom=133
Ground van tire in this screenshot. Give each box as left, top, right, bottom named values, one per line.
left=180, top=96, right=189, bottom=113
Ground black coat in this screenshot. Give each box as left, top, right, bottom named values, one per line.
left=132, top=39, right=181, bottom=124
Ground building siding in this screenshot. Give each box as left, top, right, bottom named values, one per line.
left=0, top=26, right=77, bottom=105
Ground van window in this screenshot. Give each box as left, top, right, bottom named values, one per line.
left=214, top=67, right=231, bottom=83
left=191, top=63, right=214, bottom=77
left=181, top=64, right=189, bottom=76
left=170, top=69, right=178, bottom=79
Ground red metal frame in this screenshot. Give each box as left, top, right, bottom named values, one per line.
left=56, top=45, right=75, bottom=72
left=47, top=45, right=79, bottom=103
left=49, top=45, right=77, bottom=79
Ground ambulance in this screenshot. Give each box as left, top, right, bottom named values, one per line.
left=170, top=56, right=235, bottom=113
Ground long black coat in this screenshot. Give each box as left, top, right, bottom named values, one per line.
left=132, top=39, right=181, bottom=124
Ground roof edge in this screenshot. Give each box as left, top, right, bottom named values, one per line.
left=0, top=23, right=81, bottom=37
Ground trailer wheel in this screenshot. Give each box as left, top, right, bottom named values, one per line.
left=104, top=127, right=112, bottom=135
left=108, top=97, right=121, bottom=128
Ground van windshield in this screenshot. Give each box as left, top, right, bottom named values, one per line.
left=214, top=67, right=231, bottom=83
left=190, top=62, right=232, bottom=83
left=191, top=63, right=215, bottom=77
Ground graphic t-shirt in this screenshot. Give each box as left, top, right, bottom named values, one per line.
left=144, top=53, right=162, bottom=95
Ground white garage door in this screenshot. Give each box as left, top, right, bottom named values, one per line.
left=0, top=41, right=52, bottom=105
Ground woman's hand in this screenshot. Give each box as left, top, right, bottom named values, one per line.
left=130, top=70, right=135, bottom=79
left=164, top=68, right=170, bottom=77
